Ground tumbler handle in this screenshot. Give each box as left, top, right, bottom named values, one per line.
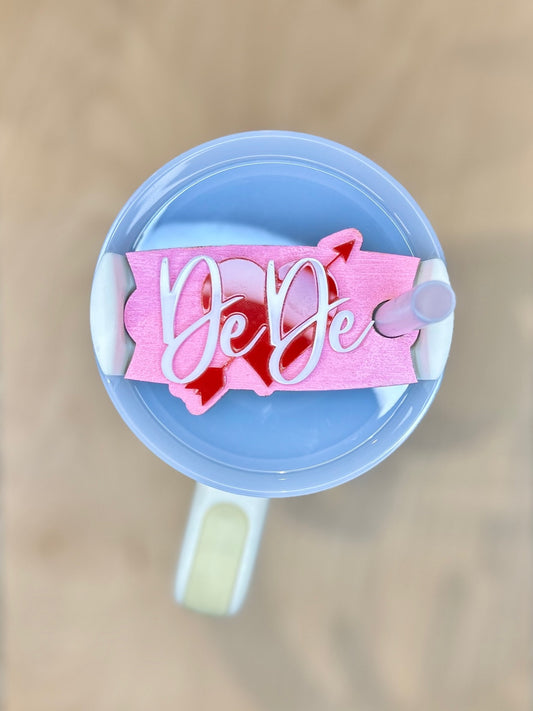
left=175, top=484, right=268, bottom=615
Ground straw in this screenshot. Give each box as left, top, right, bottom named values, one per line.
left=374, top=280, right=456, bottom=337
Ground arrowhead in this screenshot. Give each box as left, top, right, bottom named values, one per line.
left=333, top=240, right=356, bottom=262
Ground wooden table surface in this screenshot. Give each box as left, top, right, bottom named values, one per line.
left=2, top=1, right=532, bottom=709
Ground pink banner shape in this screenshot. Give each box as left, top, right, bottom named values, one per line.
left=124, top=229, right=420, bottom=414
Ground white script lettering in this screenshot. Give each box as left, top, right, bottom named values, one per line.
left=159, top=256, right=372, bottom=385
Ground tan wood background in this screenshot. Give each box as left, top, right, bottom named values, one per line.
left=1, top=1, right=532, bottom=709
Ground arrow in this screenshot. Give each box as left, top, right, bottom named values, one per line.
left=326, top=239, right=357, bottom=268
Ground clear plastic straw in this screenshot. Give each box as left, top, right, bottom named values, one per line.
left=374, top=280, right=455, bottom=337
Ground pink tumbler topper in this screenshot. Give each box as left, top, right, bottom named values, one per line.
left=124, top=229, right=420, bottom=414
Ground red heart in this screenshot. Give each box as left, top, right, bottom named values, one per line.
left=187, top=258, right=338, bottom=404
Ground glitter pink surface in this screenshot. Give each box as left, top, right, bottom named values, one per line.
left=124, top=229, right=420, bottom=414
